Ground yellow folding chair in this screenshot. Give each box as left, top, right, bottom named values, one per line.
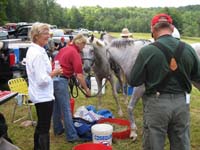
left=8, top=77, right=34, bottom=124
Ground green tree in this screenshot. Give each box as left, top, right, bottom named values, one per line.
left=0, top=0, right=8, bottom=25
left=3, top=2, right=200, bottom=37
left=68, top=7, right=84, bottom=29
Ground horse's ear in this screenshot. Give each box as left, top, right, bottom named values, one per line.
left=96, top=40, right=105, bottom=47
left=90, top=34, right=94, bottom=42
left=100, top=32, right=105, bottom=40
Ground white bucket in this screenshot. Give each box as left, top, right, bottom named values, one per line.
left=91, top=123, right=113, bottom=146
left=91, top=77, right=106, bottom=94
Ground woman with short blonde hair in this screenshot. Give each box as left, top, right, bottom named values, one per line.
left=26, top=22, right=62, bottom=150
left=30, top=23, right=50, bottom=43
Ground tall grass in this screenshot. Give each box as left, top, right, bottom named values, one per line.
left=0, top=33, right=200, bottom=150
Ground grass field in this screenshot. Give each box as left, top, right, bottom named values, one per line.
left=0, top=33, right=200, bottom=150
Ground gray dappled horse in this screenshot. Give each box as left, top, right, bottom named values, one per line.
left=82, top=36, right=123, bottom=116
left=85, top=36, right=150, bottom=140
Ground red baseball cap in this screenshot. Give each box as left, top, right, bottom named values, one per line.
left=61, top=37, right=65, bottom=41
left=151, top=13, right=173, bottom=26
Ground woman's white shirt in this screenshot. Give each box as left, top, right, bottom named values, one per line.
left=26, top=43, right=54, bottom=103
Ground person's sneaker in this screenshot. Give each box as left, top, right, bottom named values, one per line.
left=55, top=128, right=64, bottom=136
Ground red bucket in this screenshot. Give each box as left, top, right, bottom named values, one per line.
left=70, top=98, right=75, bottom=116
left=73, top=142, right=112, bottom=150
left=98, top=118, right=131, bottom=139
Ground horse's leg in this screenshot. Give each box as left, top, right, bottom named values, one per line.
left=109, top=74, right=123, bottom=116
left=95, top=76, right=103, bottom=109
left=128, top=84, right=145, bottom=141
left=114, top=68, right=129, bottom=104
left=123, top=80, right=129, bottom=105
left=120, top=70, right=129, bottom=104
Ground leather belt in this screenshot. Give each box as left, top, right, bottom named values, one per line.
left=60, top=75, right=68, bottom=79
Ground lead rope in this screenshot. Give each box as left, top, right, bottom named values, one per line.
left=69, top=75, right=110, bottom=98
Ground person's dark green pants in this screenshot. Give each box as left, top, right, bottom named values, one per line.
left=142, top=93, right=190, bottom=150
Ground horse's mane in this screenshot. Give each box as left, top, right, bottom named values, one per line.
left=110, top=39, right=135, bottom=48
left=110, top=39, right=151, bottom=48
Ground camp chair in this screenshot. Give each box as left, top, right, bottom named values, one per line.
left=8, top=77, right=34, bottom=124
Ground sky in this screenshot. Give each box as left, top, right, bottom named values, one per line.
left=56, top=0, right=200, bottom=8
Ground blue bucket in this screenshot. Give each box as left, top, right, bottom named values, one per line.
left=127, top=86, right=134, bottom=96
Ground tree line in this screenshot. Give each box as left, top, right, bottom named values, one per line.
left=1, top=0, right=200, bottom=37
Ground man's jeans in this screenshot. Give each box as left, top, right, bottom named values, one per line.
left=53, top=77, right=79, bottom=141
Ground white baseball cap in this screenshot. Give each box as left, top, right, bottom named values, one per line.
left=172, top=27, right=180, bottom=39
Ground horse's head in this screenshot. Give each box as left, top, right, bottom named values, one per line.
left=87, top=35, right=106, bottom=48
left=83, top=35, right=105, bottom=74
left=83, top=35, right=110, bottom=74
left=82, top=43, right=95, bottom=73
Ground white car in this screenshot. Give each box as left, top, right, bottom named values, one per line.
left=0, top=27, right=9, bottom=40
left=73, top=28, right=92, bottom=36
left=51, top=29, right=73, bottom=44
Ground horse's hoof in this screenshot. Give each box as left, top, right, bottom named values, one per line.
left=132, top=135, right=137, bottom=142
left=130, top=130, right=137, bottom=142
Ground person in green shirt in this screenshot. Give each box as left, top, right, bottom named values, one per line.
left=129, top=13, right=200, bottom=150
